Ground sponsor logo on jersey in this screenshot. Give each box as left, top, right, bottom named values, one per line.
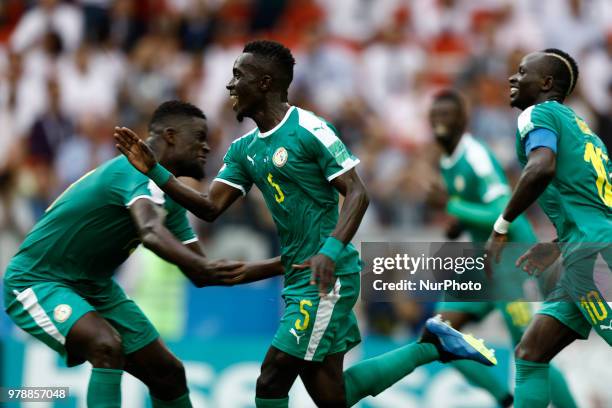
left=54, top=304, right=72, bottom=323
left=273, top=147, right=288, bottom=167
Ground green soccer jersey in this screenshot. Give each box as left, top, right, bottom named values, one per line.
left=5, top=156, right=196, bottom=287
left=515, top=101, right=612, bottom=244
left=215, top=106, right=361, bottom=288
left=441, top=134, right=536, bottom=243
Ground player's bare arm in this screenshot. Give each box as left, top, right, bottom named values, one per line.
left=129, top=198, right=244, bottom=287
left=115, top=126, right=241, bottom=221
left=294, top=168, right=369, bottom=295
left=184, top=241, right=284, bottom=284
left=486, top=147, right=556, bottom=264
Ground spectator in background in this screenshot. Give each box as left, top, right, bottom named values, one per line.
left=359, top=10, right=426, bottom=124
left=28, top=76, right=72, bottom=167
left=593, top=81, right=612, bottom=152
left=581, top=32, right=612, bottom=118
left=10, top=0, right=83, bottom=53
left=108, top=0, right=146, bottom=52
left=0, top=148, right=33, bottom=275
left=178, top=1, right=216, bottom=52
left=0, top=51, right=47, bottom=138
left=54, top=113, right=116, bottom=192
left=57, top=44, right=124, bottom=120
left=78, top=0, right=112, bottom=45
left=292, top=25, right=358, bottom=117
left=318, top=0, right=404, bottom=44
left=538, top=0, right=606, bottom=57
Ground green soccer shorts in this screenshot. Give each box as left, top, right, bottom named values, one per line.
left=3, top=273, right=159, bottom=366
left=538, top=245, right=612, bottom=344
left=435, top=300, right=533, bottom=345
left=272, top=273, right=361, bottom=362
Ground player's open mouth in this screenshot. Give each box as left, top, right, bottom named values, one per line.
left=230, top=94, right=238, bottom=110
left=510, top=87, right=519, bottom=98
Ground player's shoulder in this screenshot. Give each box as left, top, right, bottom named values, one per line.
left=517, top=101, right=565, bottom=139
left=105, top=155, right=143, bottom=178
left=228, top=128, right=258, bottom=151
left=295, top=107, right=339, bottom=146
left=102, top=155, right=155, bottom=192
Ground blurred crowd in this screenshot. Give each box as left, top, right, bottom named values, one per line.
left=0, top=0, right=611, bottom=333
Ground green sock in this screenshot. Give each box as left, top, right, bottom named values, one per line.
left=151, top=392, right=192, bottom=408
left=450, top=360, right=510, bottom=403
left=344, top=342, right=439, bottom=407
left=549, top=364, right=577, bottom=408
left=515, top=359, right=550, bottom=408
left=254, top=397, right=289, bottom=407
left=87, top=368, right=123, bottom=408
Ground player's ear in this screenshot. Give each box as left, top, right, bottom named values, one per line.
left=260, top=74, right=272, bottom=92
left=541, top=75, right=554, bottom=92
left=162, top=127, right=176, bottom=145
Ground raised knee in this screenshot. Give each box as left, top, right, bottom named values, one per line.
left=515, top=341, right=546, bottom=363
left=256, top=372, right=275, bottom=395
left=256, top=364, right=286, bottom=397
left=89, top=334, right=123, bottom=367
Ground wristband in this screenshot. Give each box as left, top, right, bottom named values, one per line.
left=493, top=215, right=511, bottom=234
left=319, top=236, right=345, bottom=262
left=146, top=163, right=172, bottom=186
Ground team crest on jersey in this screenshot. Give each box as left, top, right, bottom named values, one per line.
left=273, top=147, right=288, bottom=167
left=454, top=175, right=465, bottom=192
left=53, top=304, right=72, bottom=323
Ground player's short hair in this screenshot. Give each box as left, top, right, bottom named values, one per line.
left=432, top=89, right=466, bottom=114
left=541, top=48, right=579, bottom=97
left=149, top=100, right=206, bottom=131
left=243, top=40, right=296, bottom=90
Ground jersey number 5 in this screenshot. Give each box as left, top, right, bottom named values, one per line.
left=584, top=142, right=612, bottom=207
left=267, top=173, right=285, bottom=203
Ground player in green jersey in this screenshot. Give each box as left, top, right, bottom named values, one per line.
left=428, top=89, right=576, bottom=408
left=3, top=101, right=282, bottom=408
left=487, top=49, right=612, bottom=408
left=115, top=40, right=498, bottom=408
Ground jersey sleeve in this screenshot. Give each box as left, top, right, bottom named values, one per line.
left=465, top=141, right=510, bottom=203
left=164, top=204, right=197, bottom=244
left=214, top=139, right=253, bottom=195
left=524, top=128, right=558, bottom=155
left=301, top=122, right=360, bottom=181
left=113, top=167, right=166, bottom=208
left=517, top=103, right=559, bottom=140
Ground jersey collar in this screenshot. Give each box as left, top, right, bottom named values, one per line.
left=440, top=133, right=472, bottom=169
left=258, top=106, right=296, bottom=138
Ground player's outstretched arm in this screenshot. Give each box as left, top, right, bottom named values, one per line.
left=129, top=198, right=244, bottom=287
left=114, top=126, right=241, bottom=221
left=231, top=256, right=285, bottom=284
left=185, top=243, right=284, bottom=284
left=295, top=168, right=369, bottom=295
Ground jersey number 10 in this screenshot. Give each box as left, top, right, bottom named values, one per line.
left=584, top=142, right=612, bottom=207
